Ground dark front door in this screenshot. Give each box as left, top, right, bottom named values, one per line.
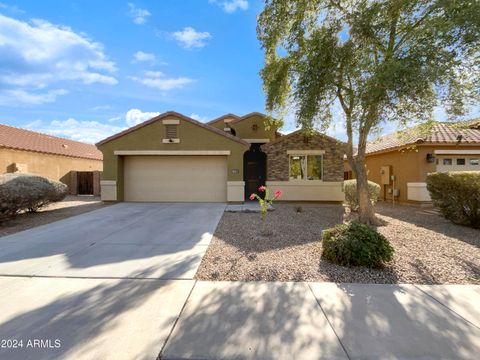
left=244, top=144, right=266, bottom=199
left=77, top=171, right=94, bottom=195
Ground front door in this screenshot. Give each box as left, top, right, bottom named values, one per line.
left=243, top=144, right=266, bottom=199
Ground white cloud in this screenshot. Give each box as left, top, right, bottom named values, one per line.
left=144, top=70, right=163, bottom=77
left=172, top=27, right=211, bottom=49
left=133, top=50, right=156, bottom=64
left=190, top=113, right=208, bottom=122
left=127, top=3, right=150, bottom=24
left=108, top=115, right=122, bottom=122
left=0, top=2, right=24, bottom=14
left=0, top=14, right=117, bottom=104
left=209, top=0, right=249, bottom=13
left=125, top=108, right=160, bottom=126
left=26, top=118, right=125, bottom=144
left=0, top=89, right=67, bottom=105
left=128, top=71, right=194, bottom=91
left=93, top=105, right=111, bottom=110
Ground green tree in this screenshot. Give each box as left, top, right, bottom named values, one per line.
left=257, top=0, right=480, bottom=224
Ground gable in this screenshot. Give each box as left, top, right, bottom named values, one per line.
left=262, top=130, right=345, bottom=182
left=263, top=130, right=345, bottom=150
left=208, top=114, right=240, bottom=130
left=207, top=112, right=278, bottom=141
left=97, top=112, right=249, bottom=153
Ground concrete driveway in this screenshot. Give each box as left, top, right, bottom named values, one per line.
left=0, top=202, right=225, bottom=360
left=0, top=202, right=225, bottom=279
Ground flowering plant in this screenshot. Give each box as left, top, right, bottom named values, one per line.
left=249, top=185, right=282, bottom=221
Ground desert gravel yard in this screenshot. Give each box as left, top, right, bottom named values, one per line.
left=195, top=202, right=480, bottom=284
left=0, top=196, right=109, bottom=237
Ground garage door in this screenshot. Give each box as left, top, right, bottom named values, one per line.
left=124, top=155, right=227, bottom=202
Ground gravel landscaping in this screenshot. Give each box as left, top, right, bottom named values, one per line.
left=0, top=196, right=109, bottom=237
left=195, top=202, right=480, bottom=284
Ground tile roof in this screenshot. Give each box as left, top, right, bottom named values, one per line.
left=262, top=129, right=345, bottom=147
left=207, top=113, right=240, bottom=125
left=366, top=120, right=480, bottom=154
left=207, top=112, right=268, bottom=125
left=0, top=124, right=103, bottom=160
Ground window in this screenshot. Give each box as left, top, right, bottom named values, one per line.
left=289, top=155, right=322, bottom=180
left=165, top=124, right=177, bottom=139
left=470, top=158, right=479, bottom=166
left=456, top=158, right=466, bottom=165
left=443, top=158, right=452, bottom=165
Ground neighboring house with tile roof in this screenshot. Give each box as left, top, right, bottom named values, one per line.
left=344, top=120, right=480, bottom=203
left=0, top=124, right=103, bottom=195
left=97, top=111, right=345, bottom=202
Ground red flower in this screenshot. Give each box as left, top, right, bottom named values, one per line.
left=249, top=193, right=256, bottom=200
left=258, top=185, right=266, bottom=192
left=275, top=190, right=283, bottom=198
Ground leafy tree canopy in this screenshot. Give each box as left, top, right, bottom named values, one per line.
left=258, top=0, right=479, bottom=139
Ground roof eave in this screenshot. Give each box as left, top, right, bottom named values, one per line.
left=96, top=111, right=250, bottom=147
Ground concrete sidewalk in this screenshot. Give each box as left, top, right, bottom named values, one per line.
left=0, top=278, right=478, bottom=360
left=161, top=281, right=480, bottom=360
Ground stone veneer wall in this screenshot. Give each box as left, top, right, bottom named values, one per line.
left=261, top=131, right=345, bottom=182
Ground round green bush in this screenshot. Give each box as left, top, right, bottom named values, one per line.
left=322, top=222, right=394, bottom=267
left=343, top=179, right=380, bottom=212
left=426, top=171, right=480, bottom=228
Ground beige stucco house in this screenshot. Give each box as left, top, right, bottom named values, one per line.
left=1, top=124, right=103, bottom=194
left=344, top=120, right=480, bottom=203
left=96, top=111, right=345, bottom=203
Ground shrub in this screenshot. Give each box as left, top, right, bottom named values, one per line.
left=0, top=173, right=68, bottom=219
left=426, top=171, right=480, bottom=228
left=343, top=179, right=380, bottom=211
left=322, top=222, right=394, bottom=267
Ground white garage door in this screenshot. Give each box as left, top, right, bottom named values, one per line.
left=124, top=155, right=227, bottom=202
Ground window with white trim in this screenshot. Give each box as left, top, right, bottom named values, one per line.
left=470, top=158, right=479, bottom=166
left=289, top=155, right=323, bottom=180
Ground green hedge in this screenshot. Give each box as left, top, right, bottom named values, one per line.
left=343, top=179, right=381, bottom=211
left=322, top=222, right=394, bottom=267
left=426, top=171, right=480, bottom=228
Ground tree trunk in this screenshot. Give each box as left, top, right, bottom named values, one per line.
left=355, top=162, right=377, bottom=225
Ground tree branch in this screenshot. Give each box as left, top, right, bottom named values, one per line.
left=393, top=6, right=436, bottom=53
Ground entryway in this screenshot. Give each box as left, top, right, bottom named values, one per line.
left=243, top=143, right=266, bottom=199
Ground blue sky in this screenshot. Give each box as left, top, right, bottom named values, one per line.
left=0, top=1, right=478, bottom=144
left=0, top=0, right=273, bottom=143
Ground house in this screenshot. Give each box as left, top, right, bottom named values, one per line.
left=0, top=124, right=103, bottom=195
left=96, top=111, right=345, bottom=203
left=344, top=120, right=480, bottom=203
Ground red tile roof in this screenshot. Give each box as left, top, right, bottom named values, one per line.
left=367, top=120, right=480, bottom=154
left=0, top=124, right=103, bottom=160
